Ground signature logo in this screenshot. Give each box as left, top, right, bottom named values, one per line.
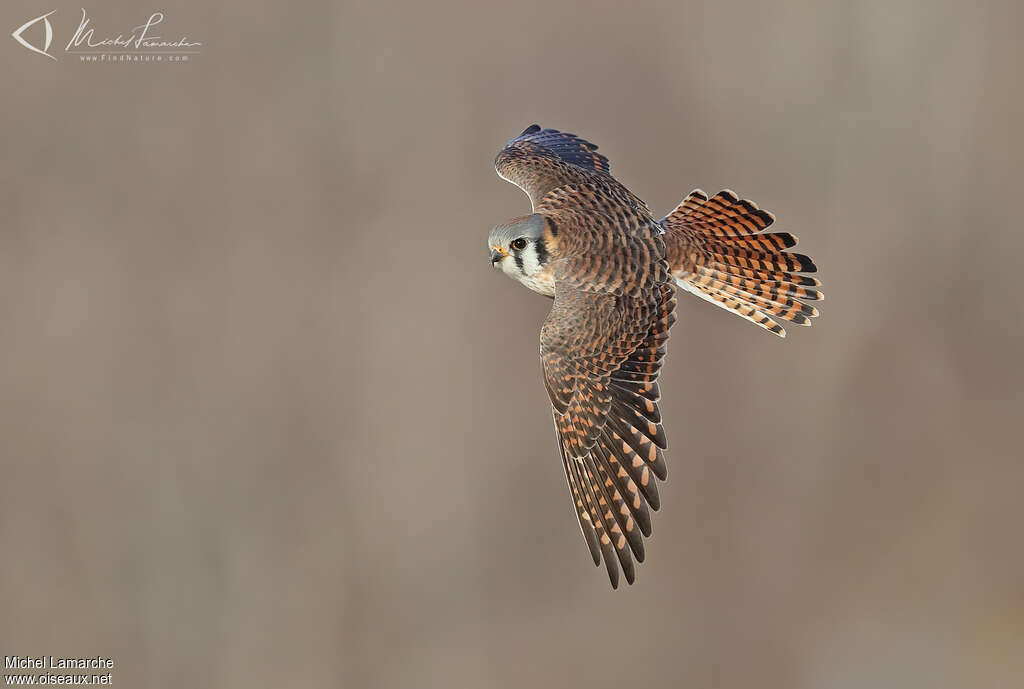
left=11, top=9, right=202, bottom=62
left=11, top=10, right=57, bottom=60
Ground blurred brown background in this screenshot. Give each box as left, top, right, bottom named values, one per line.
left=2, top=1, right=1022, bottom=687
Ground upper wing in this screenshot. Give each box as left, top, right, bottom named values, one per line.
left=540, top=219, right=676, bottom=587
left=495, top=125, right=613, bottom=210
left=543, top=282, right=676, bottom=588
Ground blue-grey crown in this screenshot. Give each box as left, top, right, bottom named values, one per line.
left=488, top=214, right=544, bottom=248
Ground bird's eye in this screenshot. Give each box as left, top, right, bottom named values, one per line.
left=510, top=238, right=527, bottom=251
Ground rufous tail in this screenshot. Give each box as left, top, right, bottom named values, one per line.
left=661, top=189, right=822, bottom=337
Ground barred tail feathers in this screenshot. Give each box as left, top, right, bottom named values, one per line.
left=661, top=189, right=822, bottom=337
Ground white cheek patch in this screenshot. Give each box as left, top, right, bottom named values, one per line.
left=500, top=256, right=519, bottom=279
left=493, top=248, right=555, bottom=297
left=521, top=244, right=542, bottom=276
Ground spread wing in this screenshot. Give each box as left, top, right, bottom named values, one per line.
left=495, top=124, right=613, bottom=210
left=540, top=208, right=676, bottom=588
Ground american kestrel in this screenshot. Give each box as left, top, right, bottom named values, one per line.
left=489, top=125, right=822, bottom=587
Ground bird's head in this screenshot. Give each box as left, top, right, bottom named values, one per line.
left=488, top=214, right=557, bottom=291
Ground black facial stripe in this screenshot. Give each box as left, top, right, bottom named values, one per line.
left=546, top=218, right=559, bottom=236
left=534, top=237, right=548, bottom=265
left=514, top=249, right=525, bottom=274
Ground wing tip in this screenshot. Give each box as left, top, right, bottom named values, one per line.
left=604, top=554, right=620, bottom=588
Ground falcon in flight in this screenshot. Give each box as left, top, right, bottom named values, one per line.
left=488, top=125, right=822, bottom=587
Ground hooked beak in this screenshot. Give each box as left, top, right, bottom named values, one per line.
left=489, top=249, right=503, bottom=265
